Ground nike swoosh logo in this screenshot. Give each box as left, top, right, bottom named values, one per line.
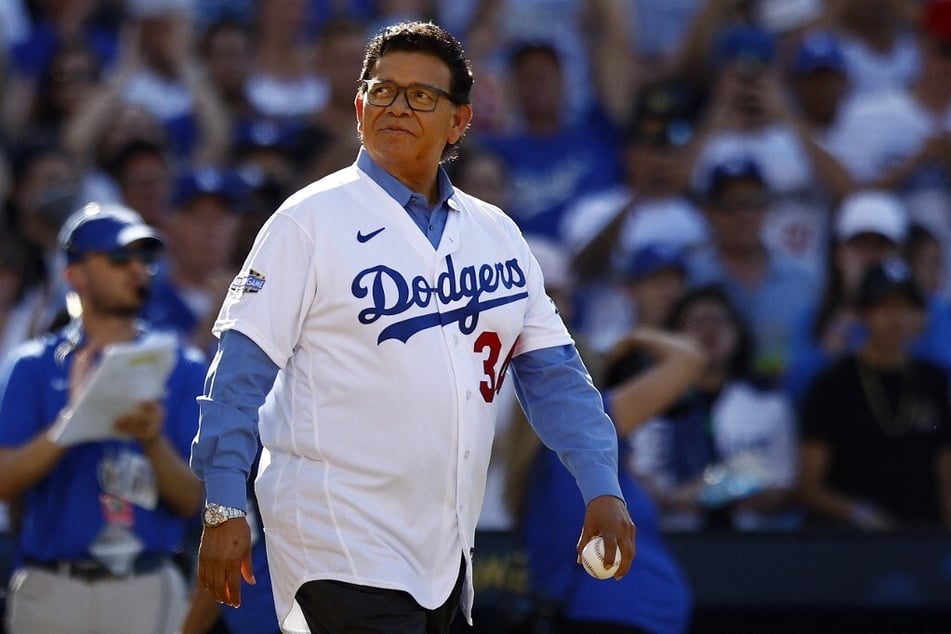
left=357, top=227, right=386, bottom=243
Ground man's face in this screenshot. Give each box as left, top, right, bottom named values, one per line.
left=166, top=196, right=238, bottom=274
left=836, top=233, right=899, bottom=295
left=513, top=49, right=563, bottom=122
left=356, top=51, right=471, bottom=179
left=118, top=153, right=171, bottom=228
left=628, top=268, right=686, bottom=327
left=863, top=293, right=926, bottom=350
left=707, top=179, right=769, bottom=252
left=69, top=240, right=158, bottom=317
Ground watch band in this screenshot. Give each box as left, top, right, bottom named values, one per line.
left=203, top=503, right=247, bottom=527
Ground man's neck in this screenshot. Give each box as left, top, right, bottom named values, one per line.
left=81, top=314, right=138, bottom=347
left=719, top=244, right=768, bottom=286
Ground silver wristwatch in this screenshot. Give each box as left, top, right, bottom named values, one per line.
left=202, top=503, right=247, bottom=527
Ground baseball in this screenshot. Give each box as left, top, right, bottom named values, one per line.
left=581, top=536, right=620, bottom=580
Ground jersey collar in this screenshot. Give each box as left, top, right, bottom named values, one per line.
left=356, top=147, right=458, bottom=212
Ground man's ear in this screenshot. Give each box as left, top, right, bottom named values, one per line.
left=354, top=92, right=365, bottom=136
left=63, top=264, right=83, bottom=294
left=448, top=104, right=473, bottom=145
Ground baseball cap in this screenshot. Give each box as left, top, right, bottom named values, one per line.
left=701, top=157, right=766, bottom=201
left=790, top=31, right=846, bottom=76
left=924, top=0, right=951, bottom=42
left=622, top=243, right=687, bottom=281
left=715, top=26, right=777, bottom=68
left=627, top=81, right=695, bottom=148
left=59, top=202, right=163, bottom=264
left=835, top=191, right=908, bottom=243
left=171, top=166, right=248, bottom=209
left=855, top=258, right=927, bottom=310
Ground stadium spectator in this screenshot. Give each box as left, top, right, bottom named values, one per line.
left=301, top=18, right=372, bottom=182
left=687, top=156, right=819, bottom=381
left=690, top=25, right=853, bottom=276
left=108, top=139, right=174, bottom=228
left=784, top=191, right=951, bottom=403
left=0, top=0, right=118, bottom=139
left=0, top=203, right=205, bottom=633
left=465, top=0, right=635, bottom=127
left=825, top=0, right=921, bottom=96
left=786, top=30, right=853, bottom=143
left=8, top=40, right=104, bottom=148
left=5, top=141, right=83, bottom=333
left=477, top=41, right=623, bottom=242
left=245, top=0, right=324, bottom=120
left=628, top=285, right=800, bottom=532
left=798, top=258, right=951, bottom=530
left=506, top=325, right=703, bottom=634
left=198, top=19, right=256, bottom=123
left=825, top=0, right=951, bottom=299
left=561, top=79, right=707, bottom=349
left=144, top=166, right=245, bottom=354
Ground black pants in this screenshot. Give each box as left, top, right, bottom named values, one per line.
left=296, top=558, right=466, bottom=634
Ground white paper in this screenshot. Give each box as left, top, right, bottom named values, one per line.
left=50, top=332, right=177, bottom=446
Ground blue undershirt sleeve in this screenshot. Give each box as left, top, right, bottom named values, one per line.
left=190, top=329, right=279, bottom=511
left=510, top=343, right=623, bottom=505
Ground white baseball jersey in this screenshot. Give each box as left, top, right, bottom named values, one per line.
left=213, top=164, right=573, bottom=627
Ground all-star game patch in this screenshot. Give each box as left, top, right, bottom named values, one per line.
left=230, top=269, right=266, bottom=296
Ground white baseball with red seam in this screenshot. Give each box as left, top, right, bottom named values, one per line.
left=581, top=536, right=619, bottom=579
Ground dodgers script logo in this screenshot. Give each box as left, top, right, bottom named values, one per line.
left=351, top=254, right=528, bottom=344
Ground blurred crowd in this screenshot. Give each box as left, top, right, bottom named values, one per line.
left=1, top=0, right=951, bottom=631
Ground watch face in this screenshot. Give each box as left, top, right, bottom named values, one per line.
left=204, top=505, right=223, bottom=526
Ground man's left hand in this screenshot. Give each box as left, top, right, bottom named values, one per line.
left=576, top=495, right=636, bottom=580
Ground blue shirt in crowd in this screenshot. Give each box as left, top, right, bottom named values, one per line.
left=0, top=321, right=207, bottom=562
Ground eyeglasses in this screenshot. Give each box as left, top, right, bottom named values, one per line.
left=362, top=79, right=454, bottom=112
left=102, top=247, right=160, bottom=267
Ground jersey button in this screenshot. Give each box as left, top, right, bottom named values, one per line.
left=464, top=450, right=470, bottom=459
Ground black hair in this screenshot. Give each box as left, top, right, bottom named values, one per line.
left=199, top=18, right=253, bottom=60
left=664, top=284, right=756, bottom=380
left=359, top=21, right=473, bottom=162
left=105, top=139, right=171, bottom=181
left=34, top=40, right=103, bottom=126
left=509, top=41, right=561, bottom=69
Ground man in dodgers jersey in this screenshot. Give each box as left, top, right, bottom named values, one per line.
left=191, top=21, right=635, bottom=633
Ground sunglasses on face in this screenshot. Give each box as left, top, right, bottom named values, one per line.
left=102, top=246, right=160, bottom=266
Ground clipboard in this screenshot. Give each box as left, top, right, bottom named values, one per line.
left=49, top=332, right=178, bottom=446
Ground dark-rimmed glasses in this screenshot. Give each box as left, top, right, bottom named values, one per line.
left=362, top=79, right=453, bottom=112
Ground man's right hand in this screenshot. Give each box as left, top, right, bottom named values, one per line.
left=197, top=519, right=255, bottom=607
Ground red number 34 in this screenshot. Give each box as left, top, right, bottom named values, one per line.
left=474, top=331, right=516, bottom=403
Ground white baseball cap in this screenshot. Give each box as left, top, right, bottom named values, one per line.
left=835, top=191, right=908, bottom=244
